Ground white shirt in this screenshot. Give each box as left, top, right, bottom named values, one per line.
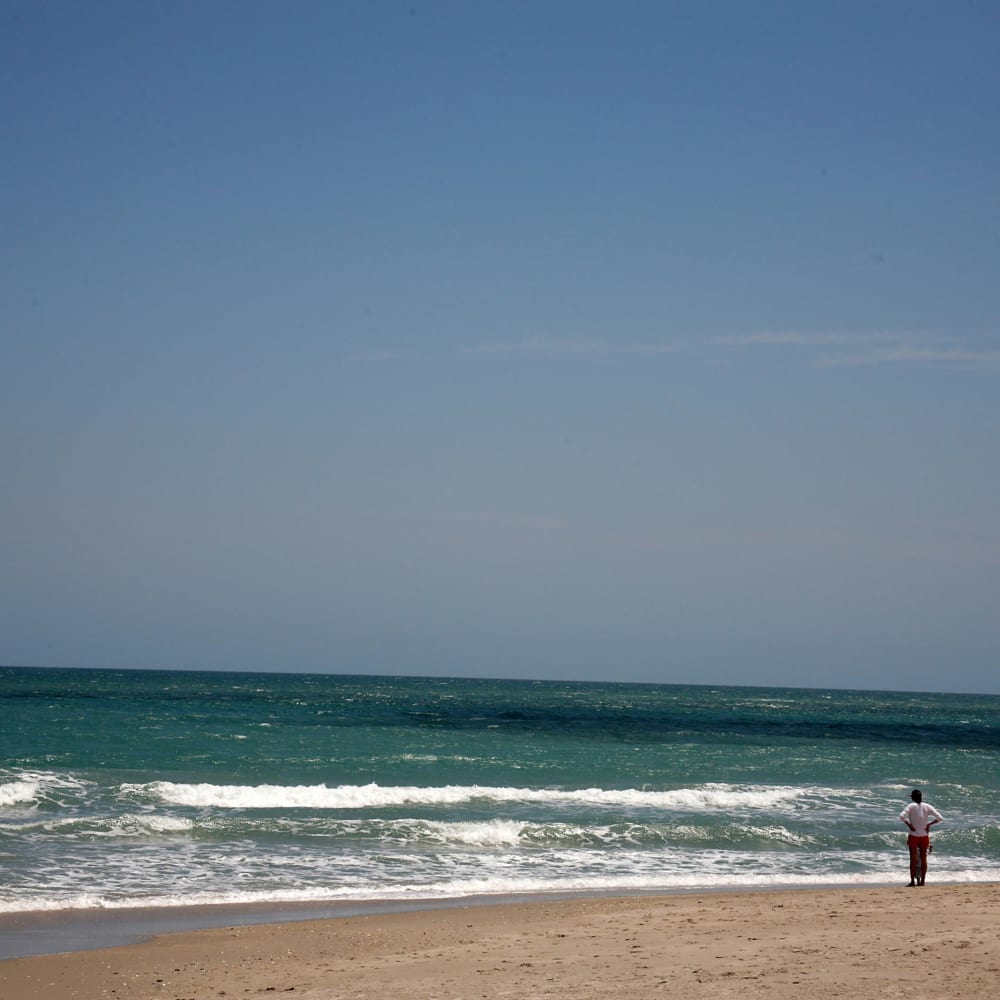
left=900, top=801, right=943, bottom=836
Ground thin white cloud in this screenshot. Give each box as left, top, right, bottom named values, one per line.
left=814, top=346, right=1000, bottom=368
left=714, top=330, right=921, bottom=348
left=715, top=330, right=1000, bottom=370
left=354, top=331, right=998, bottom=371
left=462, top=336, right=679, bottom=360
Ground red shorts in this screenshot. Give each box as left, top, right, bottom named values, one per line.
left=908, top=834, right=930, bottom=855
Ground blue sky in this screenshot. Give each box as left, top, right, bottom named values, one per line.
left=3, top=1, right=998, bottom=693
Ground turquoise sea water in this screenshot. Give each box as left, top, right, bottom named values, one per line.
left=2, top=667, right=999, bottom=914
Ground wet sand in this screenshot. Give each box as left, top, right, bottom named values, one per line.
left=1, top=884, right=998, bottom=999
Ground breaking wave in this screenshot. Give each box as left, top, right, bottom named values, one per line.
left=124, top=780, right=814, bottom=812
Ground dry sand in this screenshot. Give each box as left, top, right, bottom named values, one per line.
left=2, top=884, right=998, bottom=999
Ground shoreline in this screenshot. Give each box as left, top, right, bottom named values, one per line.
left=0, top=882, right=905, bottom=960
left=1, top=884, right=997, bottom=1000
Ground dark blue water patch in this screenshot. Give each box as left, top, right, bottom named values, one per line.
left=4, top=667, right=999, bottom=753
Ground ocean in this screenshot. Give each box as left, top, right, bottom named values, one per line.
left=2, top=666, right=999, bottom=919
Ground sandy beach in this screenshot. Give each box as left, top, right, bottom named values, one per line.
left=2, top=884, right=998, bottom=999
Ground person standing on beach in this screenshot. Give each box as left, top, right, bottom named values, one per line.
left=900, top=788, right=943, bottom=887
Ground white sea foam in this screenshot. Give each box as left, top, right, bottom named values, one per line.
left=0, top=813, right=195, bottom=837
left=425, top=819, right=528, bottom=846
left=125, top=780, right=812, bottom=812
left=415, top=819, right=660, bottom=848
left=0, top=780, right=41, bottom=807
left=104, top=814, right=195, bottom=836
left=5, top=864, right=1000, bottom=914
left=0, top=770, right=90, bottom=808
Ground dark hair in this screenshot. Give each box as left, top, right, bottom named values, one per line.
left=911, top=789, right=923, bottom=802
